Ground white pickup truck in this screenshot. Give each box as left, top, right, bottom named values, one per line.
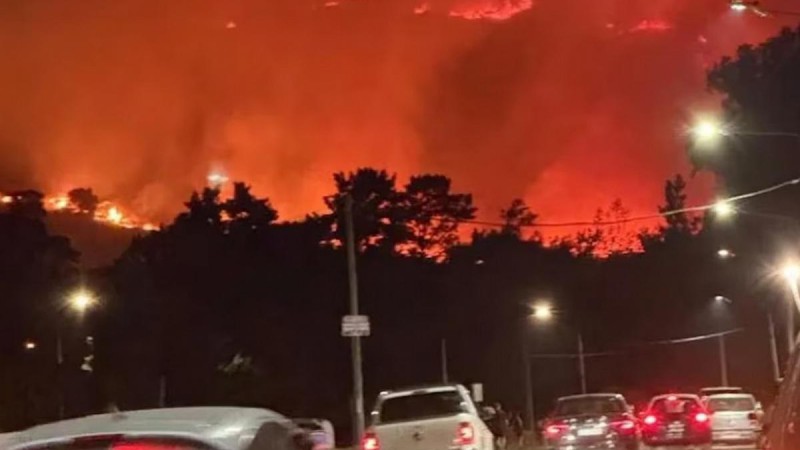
left=363, top=384, right=494, bottom=450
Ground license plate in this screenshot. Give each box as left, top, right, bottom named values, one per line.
left=577, top=427, right=603, bottom=436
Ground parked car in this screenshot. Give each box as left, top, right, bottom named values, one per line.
left=640, top=394, right=712, bottom=448
left=293, top=418, right=335, bottom=450
left=703, top=393, right=761, bottom=446
left=542, top=393, right=639, bottom=450
left=364, top=384, right=493, bottom=450
left=7, top=407, right=312, bottom=450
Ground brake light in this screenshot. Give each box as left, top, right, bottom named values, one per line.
left=361, top=431, right=380, bottom=450
left=455, top=421, right=475, bottom=446
left=694, top=412, right=709, bottom=423
left=643, top=415, right=657, bottom=426
left=545, top=423, right=568, bottom=437
left=613, top=420, right=636, bottom=431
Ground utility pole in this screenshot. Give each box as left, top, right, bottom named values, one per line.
left=767, top=311, right=781, bottom=383
left=788, top=293, right=796, bottom=356
left=57, top=328, right=64, bottom=419
left=768, top=311, right=781, bottom=383
left=521, top=325, right=535, bottom=430
left=344, top=195, right=365, bottom=444
left=718, top=334, right=729, bottom=386
left=577, top=332, right=587, bottom=394
left=441, top=339, right=449, bottom=384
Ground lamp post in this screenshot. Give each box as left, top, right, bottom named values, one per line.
left=58, top=288, right=98, bottom=418
left=781, top=264, right=800, bottom=354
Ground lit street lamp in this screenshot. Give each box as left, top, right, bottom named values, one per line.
left=729, top=1, right=800, bottom=17
left=714, top=295, right=781, bottom=383
left=717, top=248, right=734, bottom=259
left=713, top=200, right=735, bottom=219
left=781, top=263, right=800, bottom=354
left=67, top=290, right=97, bottom=314
left=532, top=303, right=554, bottom=321
left=24, top=340, right=37, bottom=351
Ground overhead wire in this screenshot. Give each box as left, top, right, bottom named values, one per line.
left=447, top=175, right=800, bottom=229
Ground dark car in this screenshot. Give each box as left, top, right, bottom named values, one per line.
left=543, top=393, right=639, bottom=450
left=640, top=394, right=712, bottom=448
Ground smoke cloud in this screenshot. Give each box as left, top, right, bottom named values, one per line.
left=0, top=0, right=793, bottom=225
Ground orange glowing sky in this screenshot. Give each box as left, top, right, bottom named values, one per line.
left=0, top=0, right=796, bottom=228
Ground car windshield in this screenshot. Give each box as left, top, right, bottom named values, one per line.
left=651, top=397, right=703, bottom=414
left=555, top=397, right=626, bottom=416
left=379, top=391, right=468, bottom=423
left=708, top=396, right=756, bottom=412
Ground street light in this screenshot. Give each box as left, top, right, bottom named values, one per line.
left=729, top=1, right=800, bottom=17
left=713, top=200, right=736, bottom=218
left=717, top=248, right=734, bottom=259
left=692, top=119, right=726, bottom=141
left=779, top=263, right=800, bottom=357
left=532, top=303, right=554, bottom=321
left=24, top=340, right=37, bottom=351
left=782, top=263, right=800, bottom=284
left=67, top=289, right=97, bottom=314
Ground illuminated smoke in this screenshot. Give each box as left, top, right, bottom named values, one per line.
left=0, top=0, right=792, bottom=233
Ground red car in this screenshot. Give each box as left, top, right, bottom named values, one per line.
left=640, top=394, right=712, bottom=448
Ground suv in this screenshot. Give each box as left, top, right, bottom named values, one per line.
left=542, top=393, right=639, bottom=450
left=363, top=384, right=493, bottom=450
left=700, top=386, right=744, bottom=398
left=703, top=393, right=761, bottom=446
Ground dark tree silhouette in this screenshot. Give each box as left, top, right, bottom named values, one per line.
left=223, top=182, right=278, bottom=232
left=403, top=174, right=476, bottom=258
left=324, top=168, right=407, bottom=253
left=5, top=190, right=46, bottom=220
left=68, top=188, right=99, bottom=215
left=499, top=198, right=537, bottom=238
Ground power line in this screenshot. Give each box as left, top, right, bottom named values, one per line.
left=451, top=175, right=800, bottom=229
left=528, top=328, right=744, bottom=359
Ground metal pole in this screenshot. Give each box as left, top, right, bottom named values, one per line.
left=522, top=326, right=535, bottom=431
left=718, top=334, right=729, bottom=386
left=788, top=289, right=797, bottom=356
left=577, top=332, right=587, bottom=394
left=768, top=311, right=781, bottom=383
left=57, top=327, right=64, bottom=419
left=441, top=339, right=449, bottom=384
left=345, top=195, right=365, bottom=444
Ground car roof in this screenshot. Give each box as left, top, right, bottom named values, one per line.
left=557, top=393, right=626, bottom=401
left=700, top=386, right=743, bottom=392
left=705, top=393, right=756, bottom=400
left=11, top=407, right=286, bottom=450
left=379, top=384, right=464, bottom=398
left=651, top=394, right=701, bottom=401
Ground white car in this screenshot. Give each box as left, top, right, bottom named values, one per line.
left=704, top=393, right=762, bottom=446
left=363, top=384, right=493, bottom=450
left=8, top=407, right=311, bottom=450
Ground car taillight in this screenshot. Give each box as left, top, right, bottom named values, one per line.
left=454, top=421, right=475, bottom=446
left=545, top=423, right=568, bottom=437
left=361, top=431, right=380, bottom=450
left=613, top=419, right=636, bottom=433
left=694, top=412, right=709, bottom=424
left=643, top=415, right=658, bottom=426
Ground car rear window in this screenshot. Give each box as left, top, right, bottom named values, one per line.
left=708, top=397, right=756, bottom=412
left=651, top=397, right=703, bottom=414
left=555, top=397, right=626, bottom=416
left=378, top=391, right=468, bottom=423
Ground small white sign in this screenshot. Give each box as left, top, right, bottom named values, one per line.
left=342, top=315, right=371, bottom=337
left=471, top=383, right=484, bottom=403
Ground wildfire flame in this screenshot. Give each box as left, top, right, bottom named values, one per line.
left=0, top=191, right=158, bottom=232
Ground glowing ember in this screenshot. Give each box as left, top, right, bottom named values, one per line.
left=414, top=3, right=431, bottom=15
left=107, top=207, right=123, bottom=224
left=49, top=196, right=70, bottom=210
left=628, top=19, right=672, bottom=33
left=449, top=0, right=534, bottom=21
left=207, top=172, right=230, bottom=187
left=0, top=195, right=12, bottom=204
